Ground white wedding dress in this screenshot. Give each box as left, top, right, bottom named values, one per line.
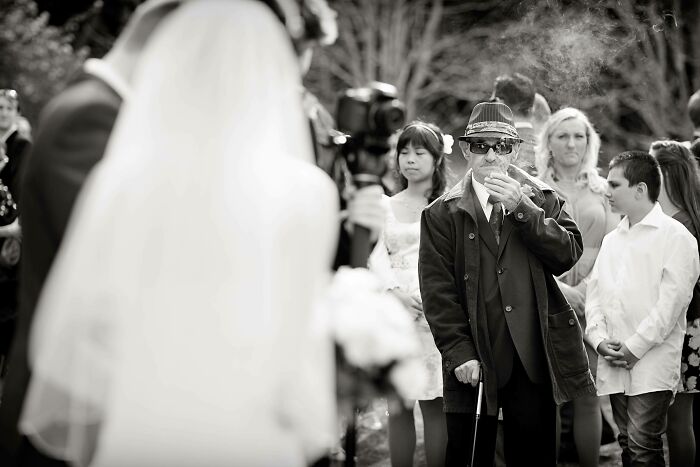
left=20, top=1, right=339, bottom=466
left=369, top=196, right=442, bottom=400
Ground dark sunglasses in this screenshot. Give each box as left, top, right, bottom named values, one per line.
left=466, top=141, right=515, bottom=155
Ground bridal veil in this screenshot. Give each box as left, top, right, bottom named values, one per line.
left=20, top=1, right=339, bottom=465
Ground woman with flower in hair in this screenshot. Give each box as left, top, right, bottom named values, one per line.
left=650, top=140, right=700, bottom=467
left=369, top=121, right=450, bottom=467
left=536, top=107, right=619, bottom=467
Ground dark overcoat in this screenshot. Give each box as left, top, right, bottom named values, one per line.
left=418, top=166, right=596, bottom=415
left=0, top=74, right=121, bottom=464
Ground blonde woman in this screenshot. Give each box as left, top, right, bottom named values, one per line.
left=536, top=107, right=619, bottom=467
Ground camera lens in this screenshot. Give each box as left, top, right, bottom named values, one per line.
left=372, top=101, right=406, bottom=136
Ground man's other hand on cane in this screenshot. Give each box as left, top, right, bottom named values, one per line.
left=455, top=360, right=481, bottom=387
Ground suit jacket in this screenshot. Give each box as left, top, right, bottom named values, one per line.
left=0, top=74, right=122, bottom=464
left=418, top=166, right=596, bottom=415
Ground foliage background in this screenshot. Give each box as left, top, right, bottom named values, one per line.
left=1, top=0, right=699, bottom=178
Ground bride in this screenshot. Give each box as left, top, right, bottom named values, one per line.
left=19, top=1, right=339, bottom=465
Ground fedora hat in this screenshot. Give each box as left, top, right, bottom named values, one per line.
left=458, top=102, right=522, bottom=141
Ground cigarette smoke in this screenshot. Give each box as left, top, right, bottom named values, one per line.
left=464, top=3, right=622, bottom=109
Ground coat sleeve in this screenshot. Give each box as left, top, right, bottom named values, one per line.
left=419, top=204, right=478, bottom=374
left=584, top=248, right=608, bottom=350
left=23, top=99, right=119, bottom=246
left=508, top=191, right=583, bottom=276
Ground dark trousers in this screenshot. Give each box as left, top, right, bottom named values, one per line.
left=445, top=356, right=557, bottom=467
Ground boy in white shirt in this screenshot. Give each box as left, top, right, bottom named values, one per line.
left=586, top=151, right=700, bottom=466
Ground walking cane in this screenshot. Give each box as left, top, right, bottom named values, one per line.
left=469, top=373, right=484, bottom=467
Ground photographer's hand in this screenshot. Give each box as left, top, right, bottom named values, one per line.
left=343, top=184, right=385, bottom=241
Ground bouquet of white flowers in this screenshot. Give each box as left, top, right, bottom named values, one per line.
left=324, top=266, right=428, bottom=408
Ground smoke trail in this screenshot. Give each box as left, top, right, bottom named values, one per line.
left=463, top=3, right=622, bottom=108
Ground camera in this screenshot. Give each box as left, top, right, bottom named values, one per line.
left=335, top=82, right=406, bottom=156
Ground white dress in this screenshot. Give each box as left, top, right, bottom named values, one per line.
left=370, top=196, right=443, bottom=400
left=20, top=1, right=338, bottom=466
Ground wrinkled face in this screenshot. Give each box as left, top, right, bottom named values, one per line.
left=606, top=166, right=638, bottom=216
left=549, top=117, right=587, bottom=169
left=0, top=97, right=17, bottom=133
left=398, top=143, right=434, bottom=184
left=460, top=137, right=518, bottom=184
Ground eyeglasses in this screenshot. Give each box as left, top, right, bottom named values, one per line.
left=466, top=141, right=516, bottom=155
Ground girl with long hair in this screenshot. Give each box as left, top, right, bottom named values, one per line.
left=370, top=121, right=449, bottom=467
left=650, top=140, right=700, bottom=467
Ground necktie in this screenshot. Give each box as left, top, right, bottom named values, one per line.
left=488, top=198, right=503, bottom=244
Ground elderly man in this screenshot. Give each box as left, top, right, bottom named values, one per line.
left=419, top=101, right=595, bottom=466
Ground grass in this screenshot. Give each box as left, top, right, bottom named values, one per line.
left=333, top=396, right=669, bottom=467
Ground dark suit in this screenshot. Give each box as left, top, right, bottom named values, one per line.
left=419, top=167, right=596, bottom=466
left=0, top=73, right=121, bottom=466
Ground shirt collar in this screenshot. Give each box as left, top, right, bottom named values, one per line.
left=515, top=121, right=533, bottom=129
left=619, top=202, right=664, bottom=231
left=83, top=58, right=131, bottom=101
left=471, top=174, right=491, bottom=213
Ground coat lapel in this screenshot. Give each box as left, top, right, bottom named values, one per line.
left=497, top=217, right=513, bottom=258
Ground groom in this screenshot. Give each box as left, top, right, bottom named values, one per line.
left=0, top=2, right=182, bottom=465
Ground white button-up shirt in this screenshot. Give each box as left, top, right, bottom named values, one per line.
left=585, top=203, right=700, bottom=396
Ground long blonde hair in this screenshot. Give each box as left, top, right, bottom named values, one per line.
left=535, top=107, right=604, bottom=192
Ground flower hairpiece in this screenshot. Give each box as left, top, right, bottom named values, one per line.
left=442, top=134, right=454, bottom=155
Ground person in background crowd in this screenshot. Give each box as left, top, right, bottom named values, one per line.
left=491, top=73, right=537, bottom=176
left=295, top=0, right=385, bottom=272
left=419, top=101, right=593, bottom=467
left=650, top=140, right=700, bottom=467
left=536, top=107, right=619, bottom=467
left=688, top=90, right=700, bottom=145
left=0, top=2, right=181, bottom=466
left=531, top=92, right=552, bottom=139
left=369, top=121, right=449, bottom=467
left=693, top=139, right=700, bottom=162
left=0, top=89, right=30, bottom=389
left=0, top=90, right=30, bottom=202
left=586, top=151, right=700, bottom=467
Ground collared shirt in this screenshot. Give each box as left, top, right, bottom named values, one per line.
left=585, top=203, right=700, bottom=396
left=471, top=175, right=495, bottom=219
left=83, top=58, right=131, bottom=101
